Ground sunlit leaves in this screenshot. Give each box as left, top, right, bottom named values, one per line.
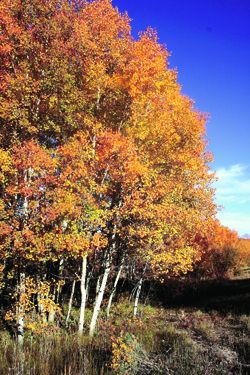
left=0, top=0, right=223, bottom=332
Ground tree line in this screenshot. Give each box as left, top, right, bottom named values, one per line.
left=0, top=0, right=239, bottom=344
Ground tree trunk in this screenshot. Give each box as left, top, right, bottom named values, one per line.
left=17, top=273, right=25, bottom=346
left=95, top=273, right=101, bottom=297
left=37, top=276, right=47, bottom=323
left=16, top=170, right=30, bottom=344
left=78, top=255, right=87, bottom=334
left=48, top=284, right=56, bottom=324
left=38, top=293, right=48, bottom=323
left=48, top=309, right=56, bottom=323
left=89, top=202, right=121, bottom=336
left=89, top=251, right=112, bottom=337
left=65, top=279, right=76, bottom=327
left=85, top=275, right=90, bottom=303
left=106, top=258, right=124, bottom=318
left=56, top=258, right=64, bottom=304
left=133, top=277, right=143, bottom=318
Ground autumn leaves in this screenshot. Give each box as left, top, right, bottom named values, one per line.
left=0, top=0, right=237, bottom=340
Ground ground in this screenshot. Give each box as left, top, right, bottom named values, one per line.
left=0, top=278, right=249, bottom=374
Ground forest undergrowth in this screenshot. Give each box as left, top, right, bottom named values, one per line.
left=0, top=292, right=249, bottom=375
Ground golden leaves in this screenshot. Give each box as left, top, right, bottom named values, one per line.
left=0, top=149, right=12, bottom=184
left=0, top=0, right=220, bottom=292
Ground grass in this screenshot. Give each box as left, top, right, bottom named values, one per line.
left=1, top=276, right=250, bottom=375
left=0, top=302, right=249, bottom=375
left=0, top=331, right=111, bottom=375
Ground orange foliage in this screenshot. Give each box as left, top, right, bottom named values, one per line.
left=0, top=0, right=223, bottom=336
left=237, top=239, right=250, bottom=267
left=193, top=220, right=239, bottom=278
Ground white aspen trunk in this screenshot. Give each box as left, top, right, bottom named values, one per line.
left=17, top=273, right=25, bottom=346
left=41, top=307, right=47, bottom=323
left=37, top=275, right=47, bottom=323
left=48, top=310, right=56, bottom=323
left=78, top=255, right=87, bottom=334
left=17, top=315, right=24, bottom=346
left=96, top=87, right=101, bottom=110
left=85, top=275, right=90, bottom=303
left=48, top=284, right=56, bottom=323
left=56, top=257, right=64, bottom=303
left=95, top=273, right=101, bottom=297
left=17, top=169, right=30, bottom=345
left=106, top=259, right=124, bottom=318
left=133, top=277, right=143, bottom=318
left=65, top=279, right=76, bottom=327
left=89, top=197, right=120, bottom=336
left=94, top=246, right=108, bottom=299
left=89, top=251, right=112, bottom=337
left=38, top=293, right=48, bottom=323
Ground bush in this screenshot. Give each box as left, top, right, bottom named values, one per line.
left=111, top=332, right=147, bottom=374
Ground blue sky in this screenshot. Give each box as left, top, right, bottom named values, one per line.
left=113, top=0, right=250, bottom=236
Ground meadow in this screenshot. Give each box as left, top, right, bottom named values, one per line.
left=0, top=277, right=249, bottom=375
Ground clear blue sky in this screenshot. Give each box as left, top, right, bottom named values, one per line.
left=113, top=0, right=250, bottom=236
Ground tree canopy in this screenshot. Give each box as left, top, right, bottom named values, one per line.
left=0, top=0, right=238, bottom=340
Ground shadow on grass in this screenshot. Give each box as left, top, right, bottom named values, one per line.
left=154, top=278, right=250, bottom=315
